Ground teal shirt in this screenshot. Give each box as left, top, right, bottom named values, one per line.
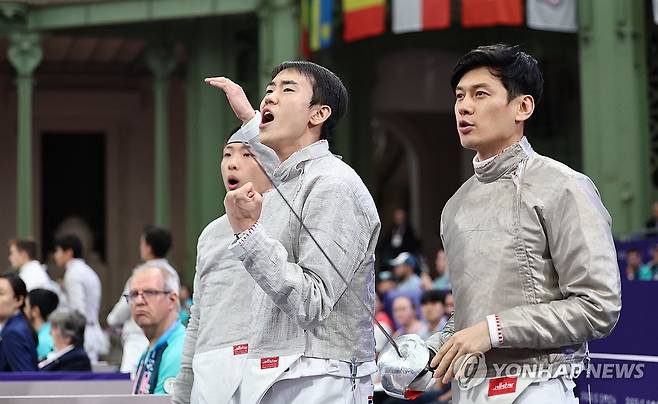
left=638, top=264, right=655, bottom=281
left=37, top=323, right=54, bottom=360
left=135, top=321, right=185, bottom=395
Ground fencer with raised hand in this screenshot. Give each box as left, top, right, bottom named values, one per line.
left=204, top=62, right=381, bottom=404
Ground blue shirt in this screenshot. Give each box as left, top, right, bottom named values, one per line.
left=37, top=322, right=54, bottom=360
left=0, top=312, right=37, bottom=371
left=133, top=320, right=185, bottom=395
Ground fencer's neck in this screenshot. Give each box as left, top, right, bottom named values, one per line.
left=473, top=137, right=534, bottom=184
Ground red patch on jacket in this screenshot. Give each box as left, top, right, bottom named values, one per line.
left=260, top=356, right=279, bottom=369
left=233, top=344, right=248, bottom=355
left=488, top=377, right=517, bottom=396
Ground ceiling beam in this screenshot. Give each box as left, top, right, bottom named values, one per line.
left=27, top=0, right=258, bottom=31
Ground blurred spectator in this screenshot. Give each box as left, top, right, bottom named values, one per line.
left=431, top=248, right=452, bottom=291
left=390, top=252, right=421, bottom=292
left=378, top=208, right=420, bottom=270
left=8, top=238, right=52, bottom=291
left=39, top=309, right=91, bottom=371
left=419, top=290, right=448, bottom=339
left=420, top=271, right=433, bottom=291
left=54, top=234, right=108, bottom=362
left=376, top=271, right=397, bottom=297
left=625, top=248, right=644, bottom=281
left=179, top=284, right=193, bottom=326
left=374, top=294, right=394, bottom=354
left=25, top=288, right=60, bottom=360
left=638, top=245, right=658, bottom=281
left=0, top=273, right=38, bottom=371
left=646, top=201, right=658, bottom=237
left=129, top=266, right=184, bottom=395
left=392, top=295, right=423, bottom=337
left=107, top=225, right=179, bottom=375
left=445, top=291, right=454, bottom=315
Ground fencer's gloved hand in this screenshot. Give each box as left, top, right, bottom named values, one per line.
left=405, top=347, right=438, bottom=398
left=378, top=334, right=438, bottom=400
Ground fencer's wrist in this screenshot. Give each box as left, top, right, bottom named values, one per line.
left=486, top=314, right=504, bottom=348
left=236, top=219, right=257, bottom=233
left=239, top=110, right=256, bottom=124
left=235, top=220, right=260, bottom=244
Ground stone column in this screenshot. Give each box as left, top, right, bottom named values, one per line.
left=7, top=31, right=42, bottom=237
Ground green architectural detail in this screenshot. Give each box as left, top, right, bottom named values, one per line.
left=7, top=30, right=42, bottom=237
left=145, top=44, right=177, bottom=228
left=578, top=0, right=651, bottom=237
left=0, top=3, right=28, bottom=34
left=258, top=0, right=299, bottom=91
left=184, top=20, right=241, bottom=283
left=27, top=0, right=257, bottom=31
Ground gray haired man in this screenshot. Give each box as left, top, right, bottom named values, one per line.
left=129, top=266, right=184, bottom=395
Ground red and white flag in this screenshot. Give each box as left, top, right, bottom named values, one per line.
left=392, top=0, right=451, bottom=33
left=527, top=0, right=577, bottom=32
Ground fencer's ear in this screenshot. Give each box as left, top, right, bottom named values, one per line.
left=309, top=105, right=332, bottom=126
left=515, top=95, right=535, bottom=123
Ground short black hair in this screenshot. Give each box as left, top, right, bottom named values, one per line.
left=143, top=225, right=172, bottom=258
left=0, top=272, right=28, bottom=310
left=54, top=234, right=83, bottom=258
left=270, top=61, right=348, bottom=142
left=9, top=238, right=38, bottom=260
left=28, top=289, right=59, bottom=321
left=451, top=44, right=544, bottom=105
left=421, top=289, right=445, bottom=305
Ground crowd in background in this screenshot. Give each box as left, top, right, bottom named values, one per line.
left=2, top=227, right=192, bottom=395
left=622, top=201, right=658, bottom=281
left=372, top=208, right=453, bottom=404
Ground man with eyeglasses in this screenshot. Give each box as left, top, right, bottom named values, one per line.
left=128, top=265, right=184, bottom=396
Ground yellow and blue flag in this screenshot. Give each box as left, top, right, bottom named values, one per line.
left=309, top=0, right=334, bottom=51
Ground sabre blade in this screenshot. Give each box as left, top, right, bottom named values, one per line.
left=242, top=142, right=402, bottom=357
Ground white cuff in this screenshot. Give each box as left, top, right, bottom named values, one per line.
left=486, top=314, right=504, bottom=348
left=228, top=220, right=262, bottom=257
left=226, top=110, right=260, bottom=144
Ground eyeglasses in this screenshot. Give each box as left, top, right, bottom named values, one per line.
left=123, top=290, right=171, bottom=304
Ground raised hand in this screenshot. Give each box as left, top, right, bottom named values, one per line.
left=204, top=76, right=256, bottom=123
left=224, top=182, right=262, bottom=233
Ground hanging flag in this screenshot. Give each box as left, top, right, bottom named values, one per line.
left=461, top=0, right=523, bottom=28
left=343, top=0, right=386, bottom=42
left=392, top=0, right=451, bottom=34
left=527, top=0, right=577, bottom=32
left=301, top=0, right=311, bottom=58
left=310, top=0, right=334, bottom=51
left=653, top=0, right=658, bottom=25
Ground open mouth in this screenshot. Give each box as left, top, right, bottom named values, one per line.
left=227, top=176, right=240, bottom=190
left=261, top=111, right=274, bottom=125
